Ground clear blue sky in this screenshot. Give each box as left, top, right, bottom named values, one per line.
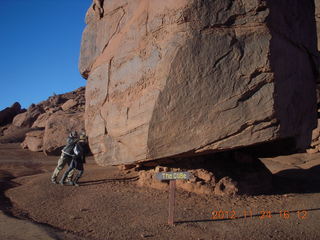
left=0, top=0, right=92, bottom=110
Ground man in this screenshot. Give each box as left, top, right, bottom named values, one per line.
left=60, top=132, right=87, bottom=186
left=51, top=131, right=78, bottom=184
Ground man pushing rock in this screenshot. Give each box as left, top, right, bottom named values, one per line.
left=51, top=131, right=78, bottom=184
left=60, top=132, right=87, bottom=186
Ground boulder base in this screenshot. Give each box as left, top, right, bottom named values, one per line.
left=135, top=152, right=273, bottom=196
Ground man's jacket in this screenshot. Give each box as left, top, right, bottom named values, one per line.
left=61, top=136, right=78, bottom=156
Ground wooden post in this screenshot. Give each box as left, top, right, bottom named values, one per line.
left=155, top=171, right=191, bottom=226
left=168, top=180, right=176, bottom=226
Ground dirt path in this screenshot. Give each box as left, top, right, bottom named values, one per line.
left=1, top=144, right=320, bottom=240
left=0, top=211, right=59, bottom=240
left=0, top=144, right=86, bottom=240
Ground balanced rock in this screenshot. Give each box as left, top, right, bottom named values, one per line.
left=80, top=0, right=318, bottom=166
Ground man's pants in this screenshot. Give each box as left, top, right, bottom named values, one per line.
left=51, top=153, right=75, bottom=181
left=60, top=159, right=84, bottom=184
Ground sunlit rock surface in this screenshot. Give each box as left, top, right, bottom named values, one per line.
left=80, top=0, right=317, bottom=166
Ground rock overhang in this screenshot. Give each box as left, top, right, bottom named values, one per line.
left=79, top=0, right=318, bottom=166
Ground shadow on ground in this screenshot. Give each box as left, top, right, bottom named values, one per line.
left=80, top=176, right=139, bottom=186
left=272, top=165, right=320, bottom=194
left=175, top=207, right=320, bottom=225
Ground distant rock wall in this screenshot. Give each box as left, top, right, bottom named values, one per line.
left=0, top=87, right=85, bottom=154
left=0, top=102, right=25, bottom=127
left=80, top=0, right=318, bottom=166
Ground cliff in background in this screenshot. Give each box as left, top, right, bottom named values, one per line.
left=0, top=87, right=85, bottom=155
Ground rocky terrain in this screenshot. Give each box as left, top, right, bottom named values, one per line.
left=0, top=87, right=85, bottom=155
left=0, top=143, right=320, bottom=240
left=135, top=151, right=273, bottom=196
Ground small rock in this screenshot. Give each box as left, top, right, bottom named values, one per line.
left=140, top=233, right=152, bottom=238
left=214, top=177, right=239, bottom=196
left=61, top=99, right=78, bottom=111
left=117, top=164, right=136, bottom=170
left=306, top=148, right=318, bottom=154
left=155, top=166, right=169, bottom=172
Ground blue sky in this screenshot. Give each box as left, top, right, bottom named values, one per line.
left=0, top=0, right=92, bottom=110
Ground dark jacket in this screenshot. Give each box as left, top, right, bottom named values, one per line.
left=73, top=142, right=86, bottom=164
left=61, top=136, right=78, bottom=156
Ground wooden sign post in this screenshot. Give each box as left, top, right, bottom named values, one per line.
left=168, top=180, right=176, bottom=225
left=156, top=172, right=191, bottom=226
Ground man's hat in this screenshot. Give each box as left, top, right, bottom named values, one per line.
left=69, top=131, right=78, bottom=138
left=79, top=132, right=87, bottom=142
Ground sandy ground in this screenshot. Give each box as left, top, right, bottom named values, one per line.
left=1, top=143, right=320, bottom=240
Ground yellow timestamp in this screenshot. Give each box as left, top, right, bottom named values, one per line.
left=211, top=210, right=308, bottom=220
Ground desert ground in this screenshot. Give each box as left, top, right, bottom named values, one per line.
left=1, top=143, right=320, bottom=240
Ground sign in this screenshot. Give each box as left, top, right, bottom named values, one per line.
left=155, top=171, right=192, bottom=226
left=155, top=171, right=191, bottom=181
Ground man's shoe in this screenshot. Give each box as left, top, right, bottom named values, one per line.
left=74, top=183, right=79, bottom=187
left=51, top=179, right=58, bottom=184
left=65, top=181, right=74, bottom=186
left=59, top=181, right=65, bottom=185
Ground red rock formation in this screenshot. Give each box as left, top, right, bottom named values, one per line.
left=79, top=0, right=318, bottom=166
left=0, top=102, right=25, bottom=126
left=21, top=130, right=44, bottom=152
left=1, top=87, right=86, bottom=154
left=42, top=111, right=84, bottom=155
left=13, top=105, right=44, bottom=128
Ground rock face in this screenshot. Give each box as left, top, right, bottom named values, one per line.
left=0, top=102, right=25, bottom=126
left=80, top=0, right=318, bottom=166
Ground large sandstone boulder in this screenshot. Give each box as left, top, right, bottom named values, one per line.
left=42, top=111, right=84, bottom=155
left=0, top=102, right=24, bottom=126
left=61, top=99, right=78, bottom=111
left=80, top=0, right=318, bottom=166
left=12, top=105, right=43, bottom=128
left=0, top=125, right=30, bottom=143
left=31, top=112, right=52, bottom=128
left=21, top=130, right=44, bottom=152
